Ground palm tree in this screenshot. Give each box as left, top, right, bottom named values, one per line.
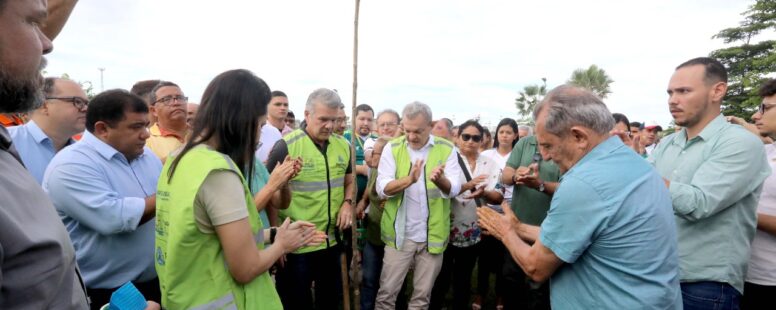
left=568, top=65, right=614, bottom=99
left=514, top=78, right=547, bottom=124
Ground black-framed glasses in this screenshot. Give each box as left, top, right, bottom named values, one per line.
left=46, top=96, right=89, bottom=110
left=154, top=95, right=188, bottom=105
left=759, top=103, right=775, bottom=114
left=460, top=133, right=482, bottom=143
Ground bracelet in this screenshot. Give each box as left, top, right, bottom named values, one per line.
left=344, top=198, right=353, bottom=205
left=270, top=227, right=277, bottom=244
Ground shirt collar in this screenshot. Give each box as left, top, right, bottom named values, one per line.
left=695, top=114, right=727, bottom=141
left=154, top=123, right=186, bottom=141
left=24, top=120, right=51, bottom=144
left=81, top=130, right=121, bottom=160
left=0, top=126, right=12, bottom=151
left=568, top=135, right=623, bottom=174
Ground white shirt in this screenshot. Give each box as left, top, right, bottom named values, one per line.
left=377, top=135, right=462, bottom=244
left=480, top=148, right=513, bottom=202
left=747, top=143, right=776, bottom=285
left=451, top=153, right=499, bottom=247
left=256, top=123, right=283, bottom=163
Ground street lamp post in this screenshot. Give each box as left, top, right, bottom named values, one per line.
left=98, top=67, right=105, bottom=92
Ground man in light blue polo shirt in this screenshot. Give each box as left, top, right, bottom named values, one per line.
left=44, top=89, right=162, bottom=308
left=478, top=85, right=681, bottom=309
left=9, top=77, right=87, bottom=183
left=650, top=57, right=770, bottom=309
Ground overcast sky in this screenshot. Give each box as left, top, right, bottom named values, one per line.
left=46, top=0, right=770, bottom=129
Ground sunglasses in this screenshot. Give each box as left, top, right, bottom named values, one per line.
left=460, top=134, right=482, bottom=143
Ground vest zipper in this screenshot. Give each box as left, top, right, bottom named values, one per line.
left=324, top=152, right=332, bottom=249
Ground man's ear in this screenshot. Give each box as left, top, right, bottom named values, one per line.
left=711, top=81, right=728, bottom=103
left=570, top=126, right=590, bottom=149
left=150, top=105, right=158, bottom=118
left=93, top=121, right=110, bottom=139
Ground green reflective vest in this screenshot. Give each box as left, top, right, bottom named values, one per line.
left=280, top=129, right=350, bottom=253
left=155, top=146, right=281, bottom=310
left=381, top=136, right=454, bottom=254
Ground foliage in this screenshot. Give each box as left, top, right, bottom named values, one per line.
left=514, top=78, right=547, bottom=124
left=567, top=64, right=614, bottom=99
left=712, top=0, right=776, bottom=120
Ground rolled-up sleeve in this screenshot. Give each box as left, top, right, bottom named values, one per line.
left=442, top=149, right=462, bottom=198
left=376, top=142, right=397, bottom=199
left=670, top=135, right=770, bottom=221
left=45, top=162, right=144, bottom=235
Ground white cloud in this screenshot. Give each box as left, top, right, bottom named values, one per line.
left=46, top=0, right=767, bottom=129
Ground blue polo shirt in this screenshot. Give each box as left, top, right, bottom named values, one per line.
left=539, top=136, right=681, bottom=309
left=43, top=131, right=162, bottom=289
left=7, top=120, right=74, bottom=184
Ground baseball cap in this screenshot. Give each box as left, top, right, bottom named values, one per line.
left=640, top=120, right=663, bottom=131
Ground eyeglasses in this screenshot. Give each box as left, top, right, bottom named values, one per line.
left=46, top=96, right=89, bottom=110
left=460, top=134, right=482, bottom=143
left=154, top=95, right=188, bottom=105
left=378, top=122, right=398, bottom=128
left=759, top=103, right=774, bottom=114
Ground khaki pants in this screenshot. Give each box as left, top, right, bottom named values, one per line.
left=375, top=240, right=444, bottom=310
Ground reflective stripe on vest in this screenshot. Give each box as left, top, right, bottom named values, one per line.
left=288, top=177, right=345, bottom=192
left=190, top=293, right=237, bottom=310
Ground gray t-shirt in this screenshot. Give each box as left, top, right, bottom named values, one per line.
left=0, top=127, right=89, bottom=309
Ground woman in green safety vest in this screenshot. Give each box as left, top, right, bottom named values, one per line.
left=155, top=69, right=326, bottom=309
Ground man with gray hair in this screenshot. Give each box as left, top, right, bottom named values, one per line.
left=375, top=101, right=463, bottom=309
left=478, top=85, right=681, bottom=309
left=267, top=88, right=355, bottom=310
left=518, top=125, right=533, bottom=138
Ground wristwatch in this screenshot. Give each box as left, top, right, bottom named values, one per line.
left=538, top=180, right=546, bottom=192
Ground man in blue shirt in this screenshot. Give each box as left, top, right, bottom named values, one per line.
left=9, top=77, right=87, bottom=183
left=44, top=89, right=162, bottom=309
left=478, top=85, right=681, bottom=309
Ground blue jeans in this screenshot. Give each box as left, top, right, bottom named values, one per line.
left=361, top=241, right=384, bottom=310
left=681, top=282, right=741, bottom=310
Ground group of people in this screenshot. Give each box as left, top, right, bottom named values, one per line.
left=1, top=1, right=776, bottom=310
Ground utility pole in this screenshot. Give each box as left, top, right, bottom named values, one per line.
left=98, top=67, right=105, bottom=92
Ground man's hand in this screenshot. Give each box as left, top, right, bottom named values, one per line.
left=429, top=164, right=446, bottom=183
left=355, top=200, right=367, bottom=220
left=477, top=201, right=521, bottom=241
left=337, top=200, right=354, bottom=230
left=409, top=159, right=424, bottom=183
left=516, top=163, right=541, bottom=189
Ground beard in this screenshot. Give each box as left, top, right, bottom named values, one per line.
left=0, top=58, right=47, bottom=113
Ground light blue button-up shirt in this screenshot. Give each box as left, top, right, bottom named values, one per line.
left=43, top=131, right=162, bottom=289
left=540, top=136, right=681, bottom=309
left=7, top=120, right=74, bottom=184
left=649, top=114, right=770, bottom=293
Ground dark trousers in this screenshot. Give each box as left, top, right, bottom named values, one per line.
left=429, top=244, right=479, bottom=310
left=502, top=253, right=550, bottom=310
left=476, top=235, right=505, bottom=298
left=681, top=281, right=741, bottom=310
left=276, top=245, right=343, bottom=310
left=87, top=277, right=161, bottom=310
left=742, top=282, right=776, bottom=310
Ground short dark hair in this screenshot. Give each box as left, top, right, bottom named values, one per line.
left=629, top=121, right=641, bottom=130
left=286, top=111, right=295, bottom=119
left=130, top=80, right=161, bottom=104
left=758, top=79, right=776, bottom=97
left=86, top=89, right=148, bottom=133
left=676, top=57, right=728, bottom=84
left=457, top=119, right=484, bottom=138
left=271, top=90, right=287, bottom=98
left=149, top=81, right=180, bottom=105
left=356, top=104, right=374, bottom=116
left=43, top=77, right=58, bottom=97
left=612, top=113, right=631, bottom=132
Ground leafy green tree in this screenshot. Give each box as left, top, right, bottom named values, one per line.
left=514, top=78, right=547, bottom=124
left=711, top=0, right=776, bottom=120
left=568, top=65, right=614, bottom=99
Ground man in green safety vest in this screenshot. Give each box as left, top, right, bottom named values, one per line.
left=266, top=88, right=355, bottom=310
left=373, top=101, right=464, bottom=310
